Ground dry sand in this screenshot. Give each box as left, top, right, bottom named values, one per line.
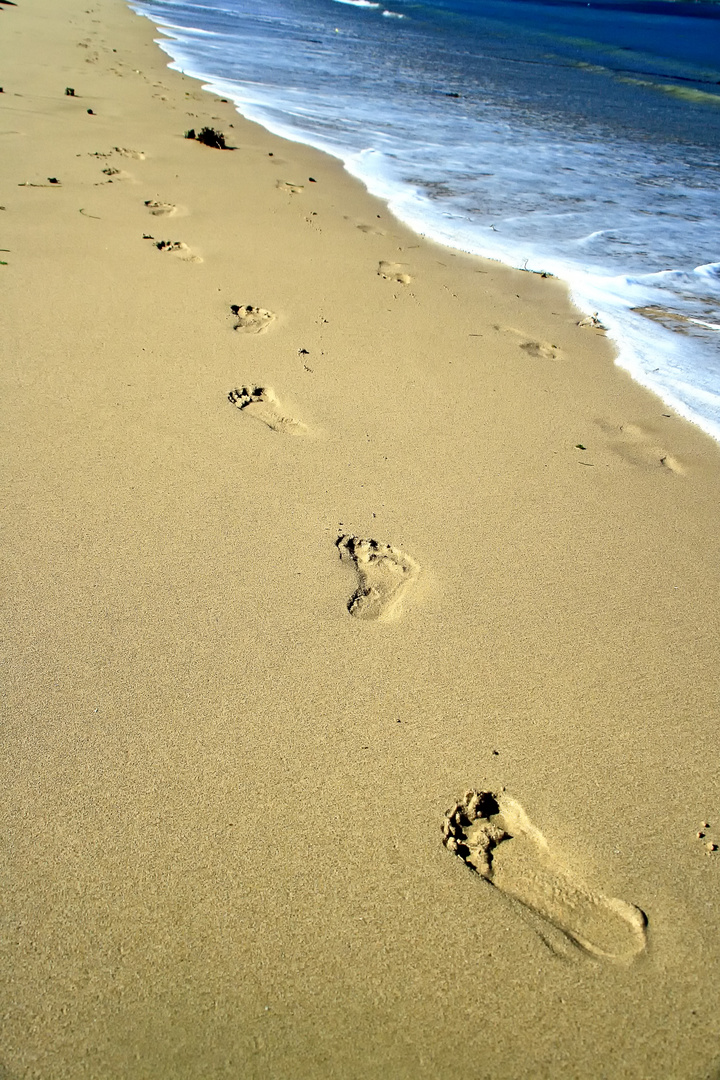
left=2, top=0, right=720, bottom=1076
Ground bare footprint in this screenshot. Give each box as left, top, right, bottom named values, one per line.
left=496, top=325, right=559, bottom=360
left=144, top=199, right=178, bottom=217
left=346, top=216, right=385, bottom=236
left=336, top=534, right=419, bottom=622
left=227, top=386, right=305, bottom=435
left=277, top=180, right=304, bottom=195
left=230, top=304, right=276, bottom=334
left=443, top=789, right=648, bottom=963
left=599, top=420, right=685, bottom=474
left=378, top=260, right=412, bottom=285
left=101, top=166, right=131, bottom=181
left=152, top=239, right=202, bottom=263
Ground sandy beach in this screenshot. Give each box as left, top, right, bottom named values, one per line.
left=2, top=0, right=720, bottom=1076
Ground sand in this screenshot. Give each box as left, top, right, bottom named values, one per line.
left=2, top=0, right=720, bottom=1076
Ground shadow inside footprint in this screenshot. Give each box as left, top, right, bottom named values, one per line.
left=336, top=534, right=419, bottom=622
left=443, top=789, right=648, bottom=963
left=228, top=386, right=305, bottom=435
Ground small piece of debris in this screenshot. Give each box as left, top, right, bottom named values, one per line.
left=575, top=443, right=586, bottom=450
left=65, top=87, right=75, bottom=96
left=578, top=312, right=607, bottom=330
left=48, top=177, right=60, bottom=184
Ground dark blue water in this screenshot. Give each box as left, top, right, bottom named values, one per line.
left=131, top=0, right=720, bottom=439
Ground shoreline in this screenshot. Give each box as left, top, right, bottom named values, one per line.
left=136, top=3, right=720, bottom=445
left=2, top=0, right=720, bottom=1076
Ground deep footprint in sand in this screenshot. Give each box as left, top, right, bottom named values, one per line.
left=231, top=305, right=276, bottom=334
left=153, top=239, right=202, bottom=263
left=101, top=166, right=132, bottom=182
left=336, top=535, right=420, bottom=621
left=443, top=789, right=648, bottom=962
left=599, top=420, right=685, bottom=474
left=144, top=199, right=179, bottom=217
left=277, top=180, right=304, bottom=194
left=228, top=386, right=306, bottom=434
left=378, top=260, right=412, bottom=285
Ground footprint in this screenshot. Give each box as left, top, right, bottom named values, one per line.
left=230, top=304, right=276, bottom=334
left=518, top=339, right=558, bottom=360
left=599, top=420, right=685, bottom=474
left=276, top=180, right=304, bottom=195
left=113, top=146, right=145, bottom=160
left=442, top=789, right=648, bottom=963
left=378, top=260, right=412, bottom=285
left=227, top=386, right=305, bottom=435
left=144, top=199, right=179, bottom=217
left=101, top=166, right=131, bottom=181
left=496, top=325, right=559, bottom=360
left=336, top=535, right=419, bottom=622
left=346, top=216, right=385, bottom=236
left=152, top=239, right=202, bottom=263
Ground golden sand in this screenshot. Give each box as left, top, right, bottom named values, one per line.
left=2, top=0, right=720, bottom=1075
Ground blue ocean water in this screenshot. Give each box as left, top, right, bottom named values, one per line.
left=132, top=0, right=720, bottom=440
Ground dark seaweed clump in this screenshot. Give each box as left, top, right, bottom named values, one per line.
left=184, top=126, right=228, bottom=149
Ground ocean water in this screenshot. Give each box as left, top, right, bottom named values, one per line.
left=131, top=0, right=720, bottom=441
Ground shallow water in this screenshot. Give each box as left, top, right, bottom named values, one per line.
left=132, top=0, right=720, bottom=440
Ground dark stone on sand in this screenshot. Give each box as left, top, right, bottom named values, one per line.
left=65, top=87, right=75, bottom=96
